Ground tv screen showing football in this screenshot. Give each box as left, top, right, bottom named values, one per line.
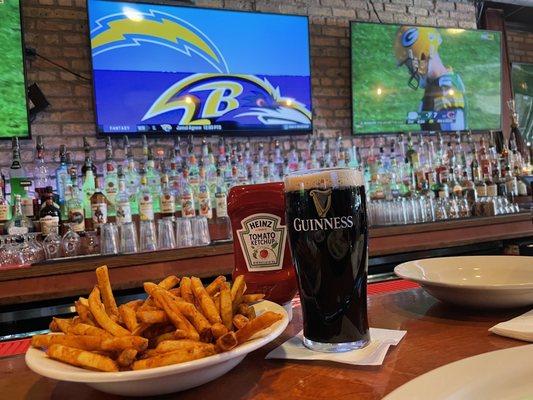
left=0, top=0, right=30, bottom=139
left=351, top=22, right=502, bottom=134
left=87, top=0, right=312, bottom=136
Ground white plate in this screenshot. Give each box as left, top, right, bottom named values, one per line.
left=394, top=256, right=533, bottom=308
left=383, top=344, right=533, bottom=400
left=25, top=300, right=288, bottom=397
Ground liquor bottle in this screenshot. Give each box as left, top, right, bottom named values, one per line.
left=6, top=195, right=32, bottom=235
left=197, top=169, right=212, bottom=219
left=159, top=173, right=175, bottom=219
left=66, top=151, right=77, bottom=179
left=103, top=137, right=118, bottom=220
left=67, top=176, right=85, bottom=233
left=504, top=164, right=518, bottom=198
left=180, top=168, right=196, bottom=218
left=474, top=172, right=487, bottom=198
left=115, top=165, right=132, bottom=225
left=34, top=136, right=49, bottom=198
left=123, top=136, right=140, bottom=216
left=0, top=189, right=10, bottom=231
left=55, top=145, right=70, bottom=219
left=39, top=187, right=60, bottom=235
left=89, top=178, right=109, bottom=231
left=21, top=185, right=35, bottom=220
left=80, top=137, right=97, bottom=177
left=406, top=132, right=420, bottom=169
left=138, top=170, right=155, bottom=222
left=485, top=173, right=498, bottom=198
left=145, top=147, right=161, bottom=214
left=81, top=159, right=96, bottom=219
left=9, top=137, right=31, bottom=201
left=438, top=172, right=450, bottom=199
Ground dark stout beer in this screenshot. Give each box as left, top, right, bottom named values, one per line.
left=285, top=168, right=369, bottom=352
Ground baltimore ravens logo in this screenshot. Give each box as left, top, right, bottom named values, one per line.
left=142, top=73, right=312, bottom=126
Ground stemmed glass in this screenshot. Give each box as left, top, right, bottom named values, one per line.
left=61, top=223, right=81, bottom=258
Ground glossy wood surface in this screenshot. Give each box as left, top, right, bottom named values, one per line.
left=0, top=288, right=528, bottom=400
left=1, top=213, right=531, bottom=305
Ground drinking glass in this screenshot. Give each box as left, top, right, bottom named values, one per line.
left=61, top=224, right=81, bottom=257
left=191, top=216, right=211, bottom=246
left=157, top=218, right=176, bottom=250
left=119, top=222, right=138, bottom=254
left=139, top=220, right=157, bottom=252
left=100, top=223, right=119, bottom=255
left=43, top=230, right=62, bottom=259
left=175, top=218, right=193, bottom=248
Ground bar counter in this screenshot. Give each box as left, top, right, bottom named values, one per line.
left=0, top=287, right=527, bottom=399
left=0, top=212, right=531, bottom=306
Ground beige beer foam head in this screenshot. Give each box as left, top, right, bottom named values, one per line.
left=284, top=168, right=364, bottom=192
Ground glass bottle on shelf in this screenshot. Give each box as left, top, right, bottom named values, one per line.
left=33, top=136, right=49, bottom=203
left=197, top=168, right=212, bottom=219
left=21, top=184, right=35, bottom=221
left=6, top=195, right=32, bottom=235
left=160, top=173, right=176, bottom=219
left=0, top=190, right=11, bottom=230
left=180, top=167, right=196, bottom=218
left=89, top=177, right=109, bottom=231
left=9, top=137, right=31, bottom=201
left=39, top=187, right=60, bottom=236
left=103, top=137, right=118, bottom=221
left=67, top=176, right=85, bottom=233
left=81, top=160, right=96, bottom=220
left=115, top=165, right=132, bottom=225
left=138, top=170, right=155, bottom=222
left=145, top=147, right=161, bottom=214
left=55, top=145, right=69, bottom=204
left=80, top=136, right=97, bottom=177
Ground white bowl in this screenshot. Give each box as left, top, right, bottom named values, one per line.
left=25, top=300, right=288, bottom=397
left=394, top=256, right=533, bottom=308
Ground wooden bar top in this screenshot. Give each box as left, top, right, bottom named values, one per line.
left=0, top=288, right=528, bottom=399
left=0, top=212, right=531, bottom=306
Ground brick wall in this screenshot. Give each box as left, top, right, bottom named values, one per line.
left=507, top=29, right=533, bottom=64
left=2, top=0, right=477, bottom=171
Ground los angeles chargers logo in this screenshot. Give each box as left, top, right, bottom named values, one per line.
left=90, top=9, right=228, bottom=73
left=142, top=73, right=312, bottom=126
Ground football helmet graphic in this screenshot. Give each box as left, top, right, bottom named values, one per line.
left=394, top=26, right=442, bottom=90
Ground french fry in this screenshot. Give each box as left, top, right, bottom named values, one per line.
left=173, top=329, right=190, bottom=340
left=213, top=294, right=221, bottom=313
left=191, top=277, right=222, bottom=325
left=131, top=323, right=151, bottom=337
left=231, top=275, right=246, bottom=313
left=74, top=300, right=96, bottom=326
left=78, top=297, right=89, bottom=307
left=116, top=348, right=138, bottom=367
left=211, top=323, right=228, bottom=339
left=179, top=277, right=194, bottom=304
left=154, top=340, right=215, bottom=354
left=219, top=284, right=233, bottom=330
left=68, top=323, right=111, bottom=338
left=53, top=318, right=73, bottom=333
left=205, top=276, right=226, bottom=296
left=95, top=265, right=119, bottom=317
left=232, top=314, right=249, bottom=330
left=137, top=310, right=169, bottom=324
left=101, top=336, right=148, bottom=352
left=151, top=289, right=200, bottom=341
left=235, top=312, right=282, bottom=344
left=242, top=294, right=265, bottom=303
left=32, top=334, right=102, bottom=351
left=125, top=299, right=144, bottom=311
left=49, top=319, right=60, bottom=332
left=237, top=303, right=254, bottom=319
left=169, top=287, right=181, bottom=297
left=216, top=331, right=237, bottom=352
left=153, top=332, right=175, bottom=346
left=132, top=346, right=215, bottom=370
left=158, top=275, right=180, bottom=290
left=119, top=304, right=138, bottom=332
left=88, top=286, right=131, bottom=337
left=47, top=344, right=118, bottom=372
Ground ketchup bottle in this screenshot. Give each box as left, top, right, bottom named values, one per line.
left=228, top=182, right=298, bottom=318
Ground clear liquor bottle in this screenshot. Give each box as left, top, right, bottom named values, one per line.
left=138, top=170, right=155, bottom=222
left=6, top=194, right=32, bottom=235
left=67, top=178, right=85, bottom=233
left=34, top=136, right=49, bottom=199
left=159, top=171, right=175, bottom=219
left=123, top=137, right=139, bottom=216
left=115, top=166, right=132, bottom=225
left=180, top=168, right=196, bottom=218
left=55, top=144, right=69, bottom=204
left=103, top=137, right=118, bottom=220
left=197, top=168, right=212, bottom=219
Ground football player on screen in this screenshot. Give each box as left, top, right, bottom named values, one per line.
left=394, top=26, right=467, bottom=131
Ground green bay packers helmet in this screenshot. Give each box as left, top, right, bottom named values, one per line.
left=394, top=26, right=442, bottom=90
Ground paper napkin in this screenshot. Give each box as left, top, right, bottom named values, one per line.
left=266, top=328, right=406, bottom=366
left=489, top=309, right=533, bottom=342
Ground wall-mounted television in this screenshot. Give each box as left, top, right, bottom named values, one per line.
left=351, top=22, right=502, bottom=134
left=511, top=62, right=533, bottom=144
left=0, top=0, right=30, bottom=139
left=87, top=0, right=312, bottom=137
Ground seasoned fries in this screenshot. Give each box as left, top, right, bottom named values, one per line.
left=30, top=269, right=283, bottom=372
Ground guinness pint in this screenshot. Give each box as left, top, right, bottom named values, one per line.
left=284, top=168, right=369, bottom=352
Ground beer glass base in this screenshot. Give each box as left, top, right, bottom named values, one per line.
left=302, top=337, right=370, bottom=353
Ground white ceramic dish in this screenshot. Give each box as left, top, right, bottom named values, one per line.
left=394, top=256, right=533, bottom=308
left=25, top=300, right=288, bottom=397
left=383, top=344, right=533, bottom=400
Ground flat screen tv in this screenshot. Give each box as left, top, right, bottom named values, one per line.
left=351, top=22, right=502, bottom=134
left=0, top=0, right=30, bottom=139
left=87, top=0, right=312, bottom=137
left=511, top=62, right=533, bottom=144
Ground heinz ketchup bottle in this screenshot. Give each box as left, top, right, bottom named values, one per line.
left=228, top=182, right=298, bottom=319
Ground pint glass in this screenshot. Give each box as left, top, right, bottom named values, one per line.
left=284, top=168, right=370, bottom=352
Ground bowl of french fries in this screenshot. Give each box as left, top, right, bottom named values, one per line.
left=25, top=266, right=288, bottom=396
